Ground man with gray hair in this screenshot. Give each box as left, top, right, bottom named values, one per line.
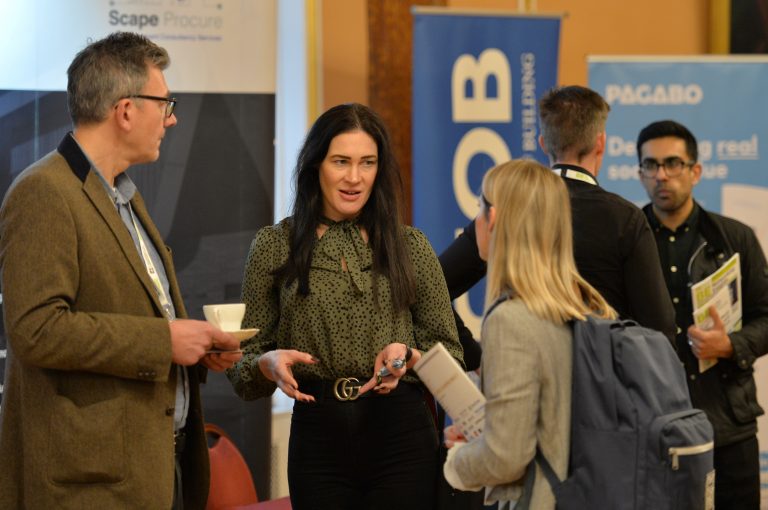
left=440, top=86, right=675, bottom=343
left=0, top=32, right=241, bottom=509
left=537, top=86, right=675, bottom=339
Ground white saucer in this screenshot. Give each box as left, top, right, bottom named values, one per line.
left=224, top=328, right=259, bottom=342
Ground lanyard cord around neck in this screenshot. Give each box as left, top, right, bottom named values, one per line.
left=126, top=203, right=174, bottom=320
left=559, top=167, right=597, bottom=186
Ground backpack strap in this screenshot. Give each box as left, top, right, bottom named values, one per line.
left=515, top=446, right=562, bottom=510
left=515, top=446, right=557, bottom=510
left=535, top=446, right=561, bottom=491
left=514, top=456, right=538, bottom=510
left=483, top=290, right=513, bottom=326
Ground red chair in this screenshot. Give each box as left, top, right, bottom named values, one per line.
left=205, top=423, right=259, bottom=510
left=231, top=497, right=292, bottom=510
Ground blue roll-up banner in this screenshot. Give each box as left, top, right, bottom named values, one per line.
left=412, top=8, right=560, bottom=335
left=589, top=56, right=768, bottom=502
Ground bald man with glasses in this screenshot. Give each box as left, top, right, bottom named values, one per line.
left=637, top=119, right=768, bottom=510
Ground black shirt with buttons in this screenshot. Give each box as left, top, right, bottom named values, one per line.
left=647, top=203, right=701, bottom=340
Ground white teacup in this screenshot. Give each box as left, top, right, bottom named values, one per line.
left=203, top=303, right=246, bottom=332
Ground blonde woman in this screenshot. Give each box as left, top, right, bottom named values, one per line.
left=442, top=160, right=615, bottom=509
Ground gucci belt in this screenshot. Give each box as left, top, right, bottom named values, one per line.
left=333, top=377, right=362, bottom=401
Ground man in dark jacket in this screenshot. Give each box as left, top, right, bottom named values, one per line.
left=439, top=86, right=676, bottom=344
left=637, top=119, right=768, bottom=510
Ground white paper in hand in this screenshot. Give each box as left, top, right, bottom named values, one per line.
left=413, top=342, right=485, bottom=440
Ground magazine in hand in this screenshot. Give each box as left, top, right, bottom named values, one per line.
left=690, top=253, right=742, bottom=372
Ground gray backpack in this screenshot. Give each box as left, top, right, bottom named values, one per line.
left=487, top=297, right=715, bottom=509
left=541, top=316, right=715, bottom=509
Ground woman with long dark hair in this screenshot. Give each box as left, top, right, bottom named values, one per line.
left=228, top=103, right=463, bottom=510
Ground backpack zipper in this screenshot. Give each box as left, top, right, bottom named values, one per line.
left=669, top=441, right=714, bottom=470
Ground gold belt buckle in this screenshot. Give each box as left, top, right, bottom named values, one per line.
left=333, top=377, right=361, bottom=401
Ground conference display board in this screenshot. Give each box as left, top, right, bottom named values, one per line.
left=589, top=56, right=768, bottom=503
left=412, top=8, right=560, bottom=336
left=0, top=0, right=276, bottom=498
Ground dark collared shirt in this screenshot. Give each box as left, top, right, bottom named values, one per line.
left=646, top=203, right=701, bottom=341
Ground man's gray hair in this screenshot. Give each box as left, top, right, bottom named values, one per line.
left=67, top=32, right=170, bottom=125
left=538, top=86, right=610, bottom=161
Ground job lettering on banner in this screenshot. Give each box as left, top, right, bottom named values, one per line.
left=412, top=9, right=559, bottom=336
left=589, top=56, right=768, bottom=503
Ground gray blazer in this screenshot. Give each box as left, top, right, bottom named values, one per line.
left=0, top=135, right=209, bottom=509
left=445, top=298, right=572, bottom=509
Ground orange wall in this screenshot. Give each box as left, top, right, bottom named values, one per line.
left=321, top=0, right=710, bottom=108
left=534, top=0, right=709, bottom=85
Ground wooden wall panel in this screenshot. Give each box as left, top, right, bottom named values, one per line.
left=367, top=0, right=445, bottom=223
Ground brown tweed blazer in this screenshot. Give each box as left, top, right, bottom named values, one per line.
left=0, top=134, right=209, bottom=509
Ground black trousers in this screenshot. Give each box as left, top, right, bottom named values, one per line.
left=714, top=435, right=760, bottom=510
left=287, top=382, right=439, bottom=510
left=172, top=455, right=183, bottom=510
left=172, top=430, right=186, bottom=510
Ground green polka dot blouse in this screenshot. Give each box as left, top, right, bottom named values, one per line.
left=227, top=218, right=464, bottom=400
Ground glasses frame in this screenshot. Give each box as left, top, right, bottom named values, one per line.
left=638, top=157, right=695, bottom=179
left=123, top=94, right=177, bottom=118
